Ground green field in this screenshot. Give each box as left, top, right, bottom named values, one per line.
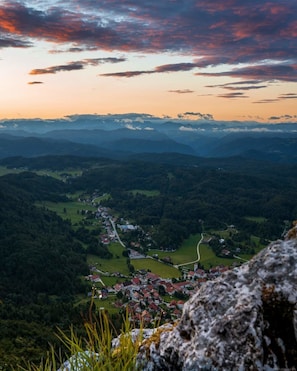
left=132, top=258, right=181, bottom=278
left=0, top=166, right=23, bottom=176
left=87, top=243, right=130, bottom=276
left=147, top=234, right=201, bottom=265
left=39, top=200, right=97, bottom=225
left=75, top=294, right=119, bottom=315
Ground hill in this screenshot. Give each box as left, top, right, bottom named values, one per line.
left=0, top=173, right=89, bottom=368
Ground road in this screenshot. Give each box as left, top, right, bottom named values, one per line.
left=175, top=233, right=204, bottom=268
left=109, top=218, right=126, bottom=247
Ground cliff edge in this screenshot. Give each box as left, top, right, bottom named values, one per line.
left=137, top=224, right=297, bottom=370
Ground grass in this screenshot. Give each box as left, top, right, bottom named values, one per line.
left=39, top=200, right=97, bottom=225
left=132, top=258, right=181, bottom=278
left=75, top=295, right=119, bottom=316
left=87, top=243, right=130, bottom=276
left=0, top=166, right=23, bottom=176
left=147, top=234, right=201, bottom=265
left=101, top=276, right=126, bottom=287
left=19, top=308, right=142, bottom=371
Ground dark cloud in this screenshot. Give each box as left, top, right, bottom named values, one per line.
left=218, top=92, right=249, bottom=99
left=279, top=93, right=297, bottom=99
left=177, top=112, right=214, bottom=120
left=101, top=62, right=197, bottom=77
left=269, top=114, right=297, bottom=120
left=28, top=81, right=43, bottom=84
left=30, top=57, right=125, bottom=75
left=253, top=99, right=279, bottom=104
left=49, top=46, right=99, bottom=53
left=30, top=62, right=83, bottom=75
left=0, top=35, right=32, bottom=48
left=253, top=93, right=297, bottom=104
left=196, top=63, right=297, bottom=82
left=223, top=85, right=266, bottom=91
left=206, top=80, right=267, bottom=90
left=0, top=0, right=297, bottom=81
left=168, top=89, right=194, bottom=94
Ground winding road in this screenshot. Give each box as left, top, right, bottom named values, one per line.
left=175, top=233, right=204, bottom=268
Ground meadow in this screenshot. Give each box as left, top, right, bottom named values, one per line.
left=87, top=243, right=130, bottom=276
left=131, top=258, right=181, bottom=278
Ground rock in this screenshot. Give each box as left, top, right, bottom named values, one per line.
left=137, top=225, right=297, bottom=370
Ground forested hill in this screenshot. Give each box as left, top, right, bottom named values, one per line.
left=0, top=173, right=89, bottom=367
left=0, top=173, right=87, bottom=298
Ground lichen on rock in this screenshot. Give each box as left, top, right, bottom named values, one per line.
left=137, top=224, right=297, bottom=370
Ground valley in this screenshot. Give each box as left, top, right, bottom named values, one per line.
left=0, top=154, right=296, bottom=368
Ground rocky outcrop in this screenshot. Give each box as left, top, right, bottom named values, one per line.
left=137, top=224, right=297, bottom=370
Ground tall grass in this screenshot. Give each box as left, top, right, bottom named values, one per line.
left=17, top=303, right=143, bottom=371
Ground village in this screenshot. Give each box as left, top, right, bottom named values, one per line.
left=83, top=201, right=231, bottom=325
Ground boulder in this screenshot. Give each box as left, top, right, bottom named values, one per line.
left=137, top=224, right=297, bottom=370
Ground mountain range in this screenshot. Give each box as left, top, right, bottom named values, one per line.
left=1, top=114, right=297, bottom=162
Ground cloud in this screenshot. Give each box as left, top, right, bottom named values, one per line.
left=278, top=93, right=297, bottom=99
left=218, top=92, right=249, bottom=99
left=253, top=99, right=279, bottom=104
left=125, top=123, right=141, bottom=130
left=0, top=35, right=32, bottom=48
left=30, top=62, right=83, bottom=75
left=101, top=62, right=197, bottom=78
left=30, top=57, right=125, bottom=75
left=253, top=92, right=297, bottom=104
left=196, top=62, right=297, bottom=83
left=269, top=114, right=297, bottom=121
left=28, top=81, right=43, bottom=84
left=0, top=0, right=297, bottom=82
left=206, top=80, right=268, bottom=90
left=179, top=126, right=205, bottom=132
left=168, top=89, right=194, bottom=94
left=177, top=112, right=214, bottom=120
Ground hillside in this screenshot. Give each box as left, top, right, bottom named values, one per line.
left=0, top=173, right=89, bottom=368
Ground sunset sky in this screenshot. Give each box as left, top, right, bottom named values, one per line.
left=0, top=0, right=297, bottom=122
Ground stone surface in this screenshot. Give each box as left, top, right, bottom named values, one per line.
left=137, top=224, right=297, bottom=370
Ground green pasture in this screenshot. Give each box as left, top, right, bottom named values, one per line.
left=198, top=244, right=236, bottom=268
left=101, top=276, right=126, bottom=287
left=0, top=166, right=23, bottom=176
left=132, top=258, right=181, bottom=278
left=75, top=294, right=119, bottom=315
left=39, top=200, right=97, bottom=224
left=87, top=243, right=130, bottom=276
left=147, top=234, right=201, bottom=265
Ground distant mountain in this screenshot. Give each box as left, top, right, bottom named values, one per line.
left=209, top=134, right=297, bottom=162
left=0, top=135, right=115, bottom=158
left=1, top=114, right=297, bottom=162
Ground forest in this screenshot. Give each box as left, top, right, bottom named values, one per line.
left=1, top=154, right=297, bottom=368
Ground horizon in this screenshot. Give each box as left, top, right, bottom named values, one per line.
left=0, top=1, right=297, bottom=123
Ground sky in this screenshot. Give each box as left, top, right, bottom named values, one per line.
left=0, top=0, right=297, bottom=123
